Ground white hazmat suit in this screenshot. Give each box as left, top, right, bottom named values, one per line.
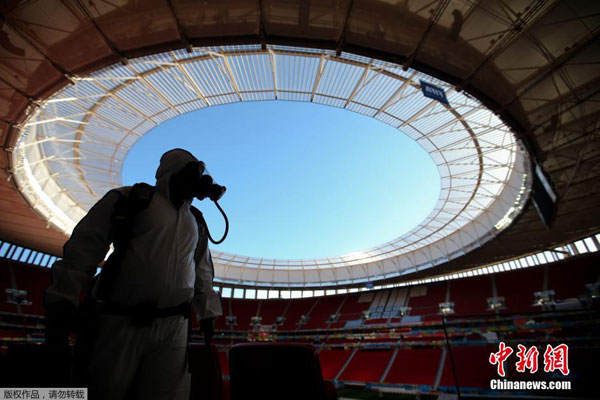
left=46, top=149, right=223, bottom=400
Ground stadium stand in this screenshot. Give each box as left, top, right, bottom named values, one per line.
left=330, top=294, right=370, bottom=328
left=278, top=298, right=317, bottom=331
left=0, top=258, right=51, bottom=315
left=407, top=282, right=446, bottom=319
left=439, top=345, right=497, bottom=390
left=337, top=349, right=392, bottom=383
left=229, top=299, right=258, bottom=331
left=303, top=295, right=345, bottom=330
left=256, top=299, right=288, bottom=327
left=1, top=249, right=599, bottom=397
left=317, top=348, right=353, bottom=380
left=0, top=260, right=15, bottom=314
left=495, top=266, right=544, bottom=313
left=383, top=348, right=442, bottom=387
left=449, top=275, right=493, bottom=315
left=548, top=256, right=598, bottom=301
left=0, top=1, right=599, bottom=398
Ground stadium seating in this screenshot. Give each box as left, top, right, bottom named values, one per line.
left=214, top=299, right=229, bottom=331
left=548, top=256, right=598, bottom=300
left=337, top=349, right=392, bottom=383
left=317, top=348, right=353, bottom=380
left=229, top=298, right=258, bottom=331
left=0, top=258, right=51, bottom=315
left=495, top=267, right=543, bottom=313
left=383, top=348, right=442, bottom=386
left=0, top=259, right=16, bottom=313
left=12, top=263, right=51, bottom=316
left=438, top=345, right=498, bottom=390
left=332, top=294, right=370, bottom=327
left=1, top=250, right=599, bottom=396
left=278, top=298, right=316, bottom=330
left=407, top=282, right=446, bottom=317
left=257, top=299, right=288, bottom=326
left=303, top=295, right=344, bottom=330
left=449, top=275, right=493, bottom=315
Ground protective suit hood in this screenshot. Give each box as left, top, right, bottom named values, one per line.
left=155, top=148, right=198, bottom=201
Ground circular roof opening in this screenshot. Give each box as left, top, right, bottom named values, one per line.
left=122, top=101, right=441, bottom=259
left=12, top=45, right=531, bottom=288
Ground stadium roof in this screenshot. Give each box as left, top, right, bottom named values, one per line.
left=0, top=0, right=598, bottom=288
left=12, top=45, right=530, bottom=286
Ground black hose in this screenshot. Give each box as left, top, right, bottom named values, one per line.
left=204, top=200, right=229, bottom=244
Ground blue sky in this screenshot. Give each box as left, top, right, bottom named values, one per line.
left=123, top=101, right=440, bottom=259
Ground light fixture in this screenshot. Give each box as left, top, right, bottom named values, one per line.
left=439, top=302, right=455, bottom=315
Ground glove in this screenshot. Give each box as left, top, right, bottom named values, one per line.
left=200, top=317, right=215, bottom=346
left=45, top=299, right=77, bottom=351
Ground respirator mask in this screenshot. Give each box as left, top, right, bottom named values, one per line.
left=187, top=161, right=229, bottom=244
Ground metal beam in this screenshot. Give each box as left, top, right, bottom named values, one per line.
left=416, top=105, right=484, bottom=140
left=126, top=64, right=179, bottom=110
left=401, top=98, right=441, bottom=128
left=310, top=53, right=328, bottom=102
left=73, top=0, right=127, bottom=63
left=67, top=101, right=140, bottom=137
left=87, top=79, right=159, bottom=125
left=525, top=75, right=600, bottom=117
left=1, top=17, right=74, bottom=80
left=344, top=61, right=373, bottom=108
left=374, top=70, right=418, bottom=117
left=208, top=51, right=243, bottom=102
left=461, top=0, right=556, bottom=86
left=505, top=28, right=600, bottom=107
left=170, top=52, right=211, bottom=105
left=336, top=0, right=354, bottom=56
left=269, top=49, right=278, bottom=100
left=258, top=0, right=267, bottom=50
left=166, top=0, right=192, bottom=51
left=405, top=0, right=451, bottom=67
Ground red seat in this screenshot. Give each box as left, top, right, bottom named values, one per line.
left=229, top=342, right=337, bottom=400
left=189, top=344, right=223, bottom=400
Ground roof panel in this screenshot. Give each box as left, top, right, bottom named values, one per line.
left=10, top=44, right=529, bottom=287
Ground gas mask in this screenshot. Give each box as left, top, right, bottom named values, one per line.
left=197, top=172, right=227, bottom=202
left=177, top=161, right=229, bottom=244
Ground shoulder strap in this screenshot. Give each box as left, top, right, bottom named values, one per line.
left=189, top=205, right=206, bottom=236
left=96, top=183, right=155, bottom=300
left=190, top=205, right=213, bottom=278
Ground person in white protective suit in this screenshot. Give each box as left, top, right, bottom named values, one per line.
left=44, top=148, right=223, bottom=400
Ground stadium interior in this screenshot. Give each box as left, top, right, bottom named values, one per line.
left=0, top=0, right=599, bottom=399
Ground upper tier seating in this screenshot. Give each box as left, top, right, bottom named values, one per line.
left=0, top=258, right=51, bottom=315
left=303, top=295, right=344, bottom=330
left=495, top=267, right=544, bottom=313
left=257, top=299, right=288, bottom=326
left=449, top=275, right=493, bottom=315
left=278, top=298, right=316, bottom=331
left=408, top=282, right=446, bottom=321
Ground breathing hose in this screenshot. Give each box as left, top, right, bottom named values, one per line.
left=203, top=200, right=229, bottom=244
